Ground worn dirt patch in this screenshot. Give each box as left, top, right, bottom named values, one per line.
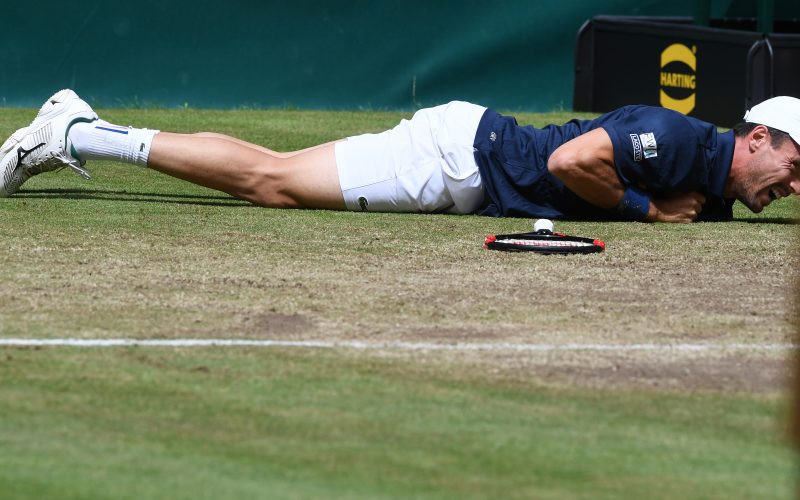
left=527, top=354, right=790, bottom=392
left=239, top=313, right=315, bottom=337
left=369, top=347, right=794, bottom=393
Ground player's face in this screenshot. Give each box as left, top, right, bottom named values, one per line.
left=736, top=136, right=800, bottom=213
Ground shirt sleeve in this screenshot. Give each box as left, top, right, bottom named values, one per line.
left=600, top=106, right=706, bottom=195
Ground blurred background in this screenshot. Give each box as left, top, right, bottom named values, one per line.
left=1, top=0, right=797, bottom=111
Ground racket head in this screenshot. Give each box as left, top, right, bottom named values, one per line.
left=484, top=230, right=605, bottom=254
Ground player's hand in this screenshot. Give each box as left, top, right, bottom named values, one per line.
left=647, top=192, right=706, bottom=223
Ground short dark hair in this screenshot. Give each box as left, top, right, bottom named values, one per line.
left=732, top=122, right=791, bottom=149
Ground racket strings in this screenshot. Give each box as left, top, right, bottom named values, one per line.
left=495, top=238, right=594, bottom=248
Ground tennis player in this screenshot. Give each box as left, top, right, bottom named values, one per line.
left=1, top=90, right=798, bottom=223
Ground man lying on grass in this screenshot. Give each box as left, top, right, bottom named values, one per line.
left=2, top=90, right=799, bottom=223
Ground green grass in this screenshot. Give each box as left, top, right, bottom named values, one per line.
left=0, top=348, right=794, bottom=499
left=0, top=107, right=798, bottom=499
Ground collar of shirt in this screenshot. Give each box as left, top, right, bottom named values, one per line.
left=709, top=130, right=735, bottom=199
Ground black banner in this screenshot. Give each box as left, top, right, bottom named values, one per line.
left=574, top=16, right=800, bottom=127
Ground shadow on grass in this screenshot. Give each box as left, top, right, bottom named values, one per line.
left=732, top=217, right=799, bottom=225
left=14, top=188, right=253, bottom=207
left=11, top=190, right=800, bottom=222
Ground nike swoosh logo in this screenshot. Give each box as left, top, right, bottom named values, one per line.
left=17, top=142, right=46, bottom=164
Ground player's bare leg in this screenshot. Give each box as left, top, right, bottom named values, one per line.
left=147, top=133, right=345, bottom=209
left=0, top=89, right=347, bottom=208
left=191, top=132, right=334, bottom=158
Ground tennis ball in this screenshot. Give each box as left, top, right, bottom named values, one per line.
left=533, top=219, right=554, bottom=233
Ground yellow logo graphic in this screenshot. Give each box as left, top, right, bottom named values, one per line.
left=659, top=43, right=696, bottom=115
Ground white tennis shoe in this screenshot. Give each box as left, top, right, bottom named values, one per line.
left=0, top=89, right=98, bottom=197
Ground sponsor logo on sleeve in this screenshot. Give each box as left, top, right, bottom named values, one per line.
left=630, top=132, right=658, bottom=162
left=630, top=133, right=642, bottom=162
left=639, top=132, right=658, bottom=159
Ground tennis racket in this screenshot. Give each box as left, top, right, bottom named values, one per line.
left=484, top=225, right=605, bottom=254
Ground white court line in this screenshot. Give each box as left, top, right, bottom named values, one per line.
left=0, top=338, right=796, bottom=352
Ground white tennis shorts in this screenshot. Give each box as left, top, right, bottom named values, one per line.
left=334, top=101, right=486, bottom=214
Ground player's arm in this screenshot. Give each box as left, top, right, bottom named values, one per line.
left=546, top=128, right=705, bottom=223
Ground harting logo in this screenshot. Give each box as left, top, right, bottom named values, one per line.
left=659, top=43, right=696, bottom=115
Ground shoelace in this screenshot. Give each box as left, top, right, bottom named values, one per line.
left=26, top=151, right=90, bottom=179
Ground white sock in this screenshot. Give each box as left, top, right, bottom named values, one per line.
left=68, top=120, right=159, bottom=167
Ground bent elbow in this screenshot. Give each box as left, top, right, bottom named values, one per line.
left=547, top=147, right=576, bottom=179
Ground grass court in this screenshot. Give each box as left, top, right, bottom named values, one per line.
left=0, top=107, right=797, bottom=498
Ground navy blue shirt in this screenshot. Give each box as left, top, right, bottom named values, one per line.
left=473, top=105, right=735, bottom=221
